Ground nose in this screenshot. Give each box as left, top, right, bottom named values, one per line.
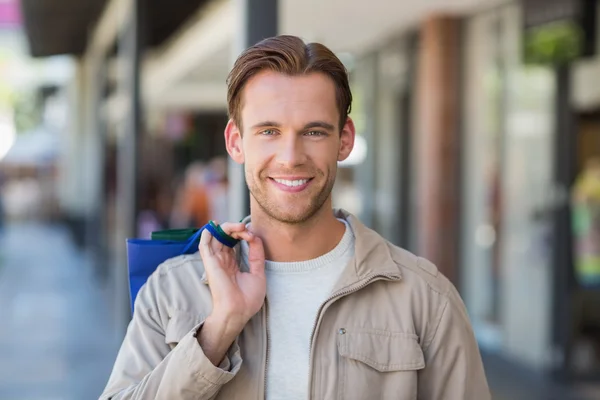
left=275, top=133, right=307, bottom=168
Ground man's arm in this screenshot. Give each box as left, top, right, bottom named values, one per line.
left=99, top=276, right=242, bottom=400
left=198, top=314, right=246, bottom=367
left=100, top=223, right=265, bottom=400
left=417, top=285, right=491, bottom=400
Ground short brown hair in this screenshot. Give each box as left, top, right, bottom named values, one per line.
left=226, top=35, right=352, bottom=131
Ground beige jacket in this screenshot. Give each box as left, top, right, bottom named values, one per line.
left=101, top=210, right=490, bottom=400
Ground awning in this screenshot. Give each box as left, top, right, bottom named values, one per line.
left=19, top=0, right=209, bottom=58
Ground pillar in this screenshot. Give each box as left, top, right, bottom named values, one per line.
left=114, top=0, right=145, bottom=334
left=416, top=15, right=461, bottom=285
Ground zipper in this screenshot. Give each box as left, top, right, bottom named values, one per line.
left=306, top=272, right=401, bottom=398
left=262, top=297, right=270, bottom=398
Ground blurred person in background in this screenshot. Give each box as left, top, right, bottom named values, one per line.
left=137, top=179, right=172, bottom=239
left=170, top=161, right=210, bottom=229
left=572, top=157, right=600, bottom=287
left=101, top=35, right=490, bottom=400
left=205, top=156, right=229, bottom=224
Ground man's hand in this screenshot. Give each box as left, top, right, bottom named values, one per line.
left=197, top=222, right=266, bottom=366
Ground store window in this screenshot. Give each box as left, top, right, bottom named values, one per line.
left=333, top=35, right=417, bottom=247
left=462, top=10, right=508, bottom=351
left=462, top=4, right=557, bottom=368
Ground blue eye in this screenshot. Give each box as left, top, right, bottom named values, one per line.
left=261, top=129, right=277, bottom=136
left=305, top=130, right=325, bottom=137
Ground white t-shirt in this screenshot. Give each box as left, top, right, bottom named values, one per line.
left=240, top=220, right=355, bottom=400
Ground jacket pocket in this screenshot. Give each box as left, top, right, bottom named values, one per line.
left=337, top=328, right=425, bottom=400
left=164, top=310, right=204, bottom=349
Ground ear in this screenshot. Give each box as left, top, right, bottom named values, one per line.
left=338, top=116, right=356, bottom=162
left=225, top=119, right=244, bottom=164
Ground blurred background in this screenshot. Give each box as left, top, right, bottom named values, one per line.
left=1, top=0, right=600, bottom=398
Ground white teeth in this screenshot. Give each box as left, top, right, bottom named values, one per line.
left=274, top=179, right=309, bottom=187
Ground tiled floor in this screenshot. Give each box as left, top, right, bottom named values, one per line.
left=484, top=352, right=600, bottom=400
left=0, top=222, right=119, bottom=400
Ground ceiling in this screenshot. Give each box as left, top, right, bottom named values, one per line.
left=146, top=0, right=505, bottom=110
left=20, top=0, right=210, bottom=57
left=20, top=0, right=107, bottom=57
left=280, top=0, right=505, bottom=54
left=20, top=0, right=507, bottom=111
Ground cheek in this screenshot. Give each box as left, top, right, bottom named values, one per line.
left=306, top=142, right=339, bottom=166
left=243, top=141, right=270, bottom=171
left=247, top=138, right=284, bottom=160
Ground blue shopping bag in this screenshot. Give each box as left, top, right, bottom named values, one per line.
left=126, top=221, right=239, bottom=314
left=126, top=228, right=203, bottom=314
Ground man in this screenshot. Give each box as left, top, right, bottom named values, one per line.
left=101, top=35, right=490, bottom=400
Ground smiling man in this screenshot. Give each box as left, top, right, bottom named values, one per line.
left=101, top=35, right=491, bottom=400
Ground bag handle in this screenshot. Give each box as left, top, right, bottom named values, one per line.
left=181, top=221, right=240, bottom=254
left=181, top=227, right=205, bottom=254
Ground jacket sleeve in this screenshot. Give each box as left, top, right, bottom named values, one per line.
left=417, top=284, right=491, bottom=400
left=99, top=275, right=243, bottom=400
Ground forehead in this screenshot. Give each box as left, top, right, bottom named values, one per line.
left=240, top=70, right=338, bottom=127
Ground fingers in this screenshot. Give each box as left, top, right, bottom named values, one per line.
left=201, top=222, right=249, bottom=255
left=219, top=222, right=246, bottom=236
left=199, top=228, right=213, bottom=259
left=209, top=222, right=243, bottom=252
left=246, top=235, right=265, bottom=277
left=201, top=221, right=264, bottom=278
left=230, top=230, right=253, bottom=242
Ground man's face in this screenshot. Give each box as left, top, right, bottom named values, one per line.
left=226, top=70, right=355, bottom=224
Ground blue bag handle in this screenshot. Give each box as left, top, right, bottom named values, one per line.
left=181, top=226, right=206, bottom=254
left=181, top=221, right=240, bottom=254
left=127, top=221, right=240, bottom=315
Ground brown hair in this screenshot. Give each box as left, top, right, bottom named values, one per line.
left=226, top=35, right=352, bottom=132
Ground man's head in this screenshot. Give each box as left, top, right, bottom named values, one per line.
left=225, top=35, right=355, bottom=224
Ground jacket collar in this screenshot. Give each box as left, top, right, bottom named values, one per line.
left=332, top=209, right=402, bottom=290
left=238, top=209, right=402, bottom=288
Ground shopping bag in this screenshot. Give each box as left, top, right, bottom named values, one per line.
left=126, top=228, right=202, bottom=314
left=126, top=221, right=238, bottom=314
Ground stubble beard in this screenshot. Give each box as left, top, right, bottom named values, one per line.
left=246, top=167, right=336, bottom=225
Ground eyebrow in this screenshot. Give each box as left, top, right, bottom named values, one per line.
left=303, top=121, right=335, bottom=131
left=251, top=121, right=336, bottom=131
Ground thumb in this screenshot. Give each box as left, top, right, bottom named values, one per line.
left=199, top=228, right=214, bottom=260
left=247, top=236, right=265, bottom=277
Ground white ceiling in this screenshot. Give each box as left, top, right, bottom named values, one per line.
left=146, top=0, right=506, bottom=110
left=280, top=0, right=504, bottom=55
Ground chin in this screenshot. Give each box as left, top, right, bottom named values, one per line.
left=250, top=180, right=333, bottom=224
left=274, top=208, right=313, bottom=224
left=265, top=203, right=321, bottom=224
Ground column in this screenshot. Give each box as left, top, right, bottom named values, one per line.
left=83, top=51, right=109, bottom=280
left=353, top=54, right=378, bottom=229
left=114, top=0, right=145, bottom=334
left=416, top=15, right=461, bottom=285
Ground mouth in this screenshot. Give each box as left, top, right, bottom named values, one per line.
left=269, top=177, right=313, bottom=193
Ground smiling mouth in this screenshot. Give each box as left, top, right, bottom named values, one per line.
left=268, top=177, right=314, bottom=192
left=271, top=178, right=311, bottom=187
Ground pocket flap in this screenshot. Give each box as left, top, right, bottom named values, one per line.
left=338, top=329, right=425, bottom=372
left=164, top=310, right=204, bottom=345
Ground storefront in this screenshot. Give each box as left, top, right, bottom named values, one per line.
left=334, top=32, right=419, bottom=250
left=461, top=0, right=600, bottom=380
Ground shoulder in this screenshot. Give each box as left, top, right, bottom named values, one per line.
left=385, top=242, right=454, bottom=297
left=383, top=242, right=472, bottom=347
left=135, top=253, right=213, bottom=322
left=153, top=253, right=206, bottom=279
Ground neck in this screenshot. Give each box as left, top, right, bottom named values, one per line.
left=248, top=200, right=345, bottom=262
